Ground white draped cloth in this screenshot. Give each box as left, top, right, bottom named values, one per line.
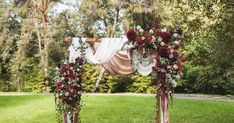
left=85, top=38, right=127, bottom=64
left=131, top=53, right=155, bottom=76
left=68, top=37, right=154, bottom=76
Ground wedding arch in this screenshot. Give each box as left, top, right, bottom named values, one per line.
left=53, top=26, right=184, bottom=123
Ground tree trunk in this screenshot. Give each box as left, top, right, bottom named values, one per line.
left=17, top=77, right=21, bottom=92
left=41, top=0, right=49, bottom=92
left=92, top=66, right=105, bottom=92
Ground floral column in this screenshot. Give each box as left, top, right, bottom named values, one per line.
left=53, top=57, right=88, bottom=123
left=126, top=26, right=185, bottom=123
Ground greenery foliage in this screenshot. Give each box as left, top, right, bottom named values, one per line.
left=0, top=0, right=233, bottom=95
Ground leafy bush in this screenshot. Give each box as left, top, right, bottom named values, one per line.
left=24, top=65, right=44, bottom=92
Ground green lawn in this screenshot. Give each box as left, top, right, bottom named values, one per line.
left=0, top=95, right=234, bottom=123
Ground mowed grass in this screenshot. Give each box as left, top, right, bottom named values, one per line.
left=0, top=95, right=234, bottom=123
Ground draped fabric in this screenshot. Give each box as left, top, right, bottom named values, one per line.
left=130, top=51, right=155, bottom=76
left=68, top=37, right=154, bottom=76
left=103, top=51, right=135, bottom=76
left=85, top=38, right=127, bottom=64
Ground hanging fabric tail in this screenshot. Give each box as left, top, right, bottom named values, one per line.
left=64, top=112, right=68, bottom=123
left=74, top=110, right=77, bottom=123
left=160, top=96, right=164, bottom=123
left=161, top=78, right=169, bottom=123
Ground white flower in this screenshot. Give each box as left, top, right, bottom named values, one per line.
left=172, top=80, right=177, bottom=87
left=160, top=42, right=165, bottom=46
left=149, top=29, right=154, bottom=34
left=173, top=33, right=178, bottom=37
left=152, top=36, right=156, bottom=39
left=78, top=91, right=82, bottom=95
left=166, top=74, right=171, bottom=78
left=176, top=75, right=181, bottom=79
left=167, top=65, right=172, bottom=69
left=61, top=77, right=65, bottom=80
left=137, top=25, right=141, bottom=30
left=168, top=46, right=172, bottom=49
left=174, top=41, right=180, bottom=45
left=65, top=92, right=69, bottom=96
left=173, top=64, right=179, bottom=70
left=161, top=28, right=167, bottom=32
left=158, top=37, right=162, bottom=42
left=161, top=69, right=166, bottom=73
left=140, top=29, right=144, bottom=33
left=169, top=54, right=173, bottom=59
left=68, top=81, right=71, bottom=84
left=55, top=67, right=60, bottom=71
left=141, top=36, right=145, bottom=40
left=70, top=67, right=73, bottom=70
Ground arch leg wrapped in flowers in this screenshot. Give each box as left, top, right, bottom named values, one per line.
left=126, top=25, right=185, bottom=123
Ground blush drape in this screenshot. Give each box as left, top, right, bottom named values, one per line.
left=103, top=51, right=135, bottom=76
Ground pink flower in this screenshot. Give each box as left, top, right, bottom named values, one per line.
left=144, top=37, right=152, bottom=44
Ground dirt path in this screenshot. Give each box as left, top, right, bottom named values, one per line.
left=0, top=93, right=233, bottom=102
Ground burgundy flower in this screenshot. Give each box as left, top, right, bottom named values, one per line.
left=68, top=73, right=75, bottom=79
left=56, top=82, right=62, bottom=91
left=158, top=47, right=170, bottom=58
left=171, top=51, right=179, bottom=61
left=126, top=29, right=137, bottom=42
left=180, top=57, right=186, bottom=62
left=77, top=73, right=82, bottom=79
left=86, top=76, right=91, bottom=80
left=136, top=37, right=143, bottom=44
left=152, top=66, right=157, bottom=72
left=156, top=31, right=172, bottom=43
left=144, top=37, right=152, bottom=44
left=155, top=56, right=161, bottom=61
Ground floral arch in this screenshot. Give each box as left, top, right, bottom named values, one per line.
left=53, top=25, right=185, bottom=123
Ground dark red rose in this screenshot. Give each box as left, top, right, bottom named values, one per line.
left=156, top=31, right=172, bottom=43
left=152, top=66, right=157, bottom=72
left=86, top=76, right=90, bottom=80
left=144, top=37, right=152, bottom=44
left=56, top=82, right=62, bottom=91
left=126, top=29, right=137, bottom=42
left=68, top=73, right=75, bottom=79
left=77, top=73, right=82, bottom=79
left=151, top=78, right=158, bottom=85
left=158, top=47, right=170, bottom=58
left=171, top=51, right=179, bottom=61
left=136, top=37, right=143, bottom=44
left=180, top=57, right=186, bottom=62
left=155, top=56, right=161, bottom=61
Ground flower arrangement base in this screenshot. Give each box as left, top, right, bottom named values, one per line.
left=64, top=109, right=79, bottom=123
